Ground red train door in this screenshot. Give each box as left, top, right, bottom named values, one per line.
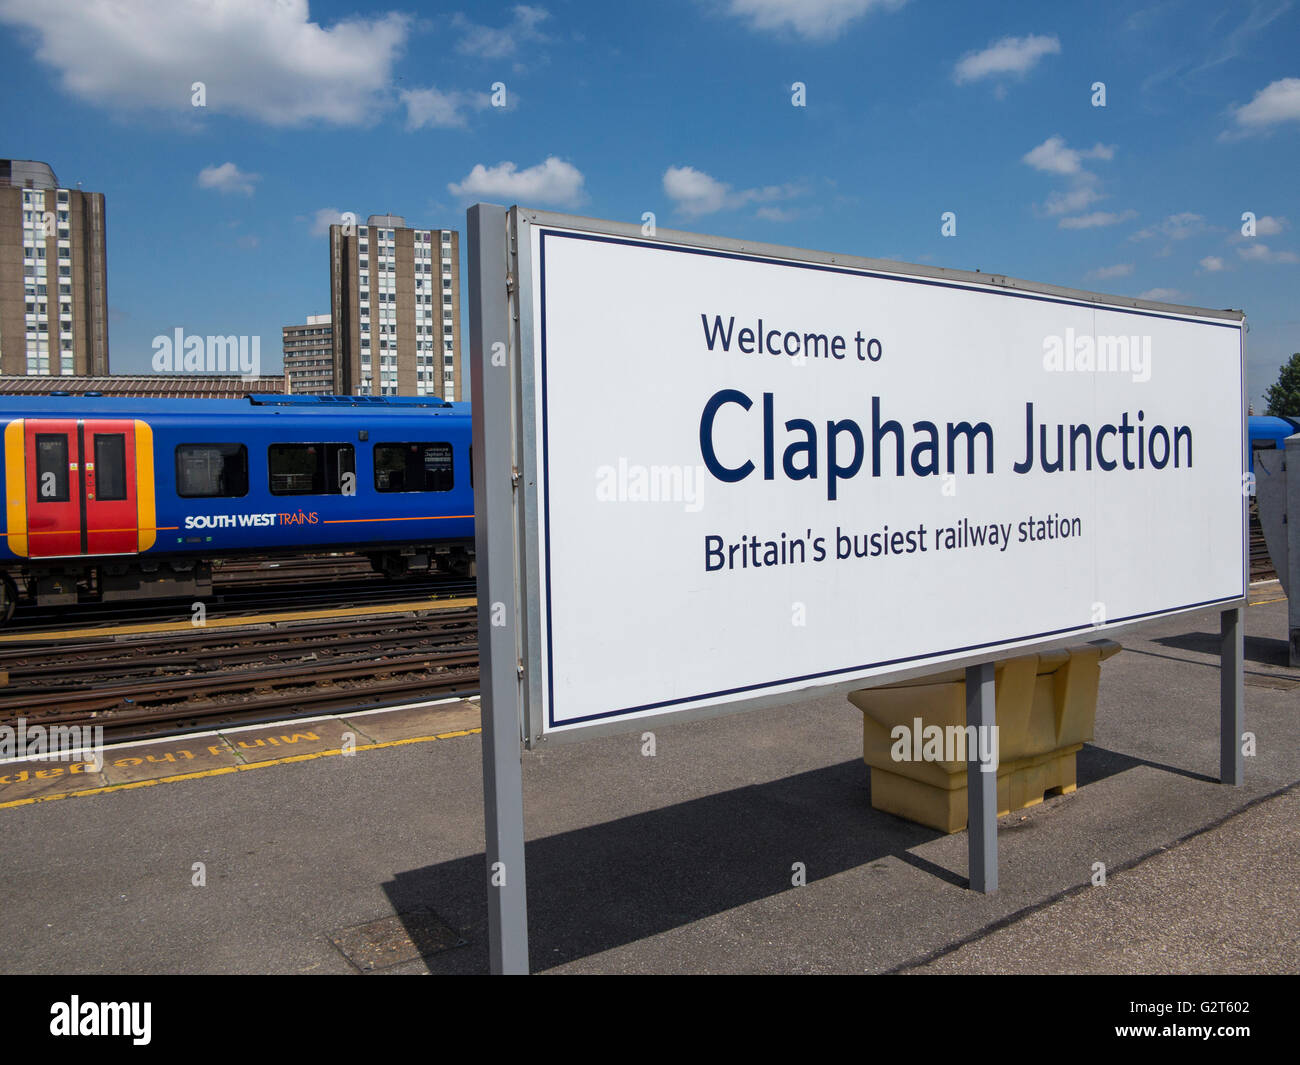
left=24, top=419, right=81, bottom=557
left=84, top=421, right=138, bottom=555
left=23, top=419, right=138, bottom=558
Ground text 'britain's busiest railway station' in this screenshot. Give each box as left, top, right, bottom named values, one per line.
left=0, top=0, right=1297, bottom=1031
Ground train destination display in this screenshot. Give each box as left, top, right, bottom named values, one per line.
left=520, top=221, right=1245, bottom=738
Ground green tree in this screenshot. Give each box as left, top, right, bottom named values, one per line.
left=1264, top=352, right=1300, bottom=416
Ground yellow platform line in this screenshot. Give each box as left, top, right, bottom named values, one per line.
left=0, top=727, right=482, bottom=810
left=0, top=595, right=477, bottom=643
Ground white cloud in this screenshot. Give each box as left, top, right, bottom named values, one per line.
left=1138, top=288, right=1184, bottom=301
left=448, top=157, right=585, bottom=207
left=755, top=205, right=799, bottom=222
left=197, top=162, right=259, bottom=196
left=1232, top=77, right=1300, bottom=131
left=453, top=5, right=550, bottom=59
left=1231, top=214, right=1289, bottom=241
left=722, top=0, right=907, bottom=42
left=1043, top=184, right=1101, bottom=217
left=662, top=166, right=802, bottom=217
left=953, top=34, right=1060, bottom=84
left=1132, top=212, right=1206, bottom=241
left=1237, top=242, right=1300, bottom=264
left=664, top=166, right=733, bottom=216
left=400, top=86, right=490, bottom=129
left=0, top=0, right=410, bottom=126
left=1086, top=263, right=1134, bottom=280
left=1200, top=255, right=1226, bottom=272
left=309, top=207, right=353, bottom=237
left=1022, top=136, right=1114, bottom=176
left=1021, top=136, right=1118, bottom=219
left=1058, top=209, right=1136, bottom=230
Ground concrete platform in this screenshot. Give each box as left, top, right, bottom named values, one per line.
left=0, top=587, right=1295, bottom=974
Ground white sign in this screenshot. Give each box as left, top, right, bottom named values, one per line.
left=524, top=223, right=1245, bottom=737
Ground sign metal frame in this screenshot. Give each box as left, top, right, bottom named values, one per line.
left=500, top=205, right=1247, bottom=749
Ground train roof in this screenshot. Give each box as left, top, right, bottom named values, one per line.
left=1249, top=415, right=1300, bottom=441
left=0, top=394, right=470, bottom=417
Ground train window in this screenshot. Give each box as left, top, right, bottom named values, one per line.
left=373, top=442, right=454, bottom=493
left=34, top=434, right=70, bottom=502
left=176, top=444, right=249, bottom=498
left=268, top=443, right=355, bottom=496
left=94, top=434, right=127, bottom=501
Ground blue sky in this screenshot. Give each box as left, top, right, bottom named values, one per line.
left=1, top=0, right=1296, bottom=406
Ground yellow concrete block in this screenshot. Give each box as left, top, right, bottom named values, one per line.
left=849, top=641, right=1120, bottom=833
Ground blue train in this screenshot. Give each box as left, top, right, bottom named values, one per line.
left=1249, top=414, right=1300, bottom=475
left=0, top=394, right=473, bottom=622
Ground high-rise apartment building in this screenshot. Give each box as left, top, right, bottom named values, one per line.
left=329, top=214, right=460, bottom=399
left=282, top=314, right=334, bottom=394
left=0, top=159, right=109, bottom=376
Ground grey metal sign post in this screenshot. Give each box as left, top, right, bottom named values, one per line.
left=1220, top=607, right=1244, bottom=786
left=468, top=203, right=529, bottom=974
left=965, top=663, right=997, bottom=893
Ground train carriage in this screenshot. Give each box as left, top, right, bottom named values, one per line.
left=0, top=394, right=474, bottom=622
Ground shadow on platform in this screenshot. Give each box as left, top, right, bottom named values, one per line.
left=1154, top=631, right=1292, bottom=669
left=382, top=740, right=1174, bottom=973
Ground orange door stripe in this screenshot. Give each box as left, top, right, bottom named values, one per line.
left=3, top=419, right=27, bottom=557
left=135, top=420, right=157, bottom=551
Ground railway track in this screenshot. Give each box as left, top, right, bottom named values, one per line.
left=4, top=564, right=474, bottom=637
left=212, top=553, right=389, bottom=586
left=0, top=606, right=478, bottom=742
left=1250, top=502, right=1275, bottom=583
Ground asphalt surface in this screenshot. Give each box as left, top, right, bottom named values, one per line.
left=0, top=591, right=1295, bottom=974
